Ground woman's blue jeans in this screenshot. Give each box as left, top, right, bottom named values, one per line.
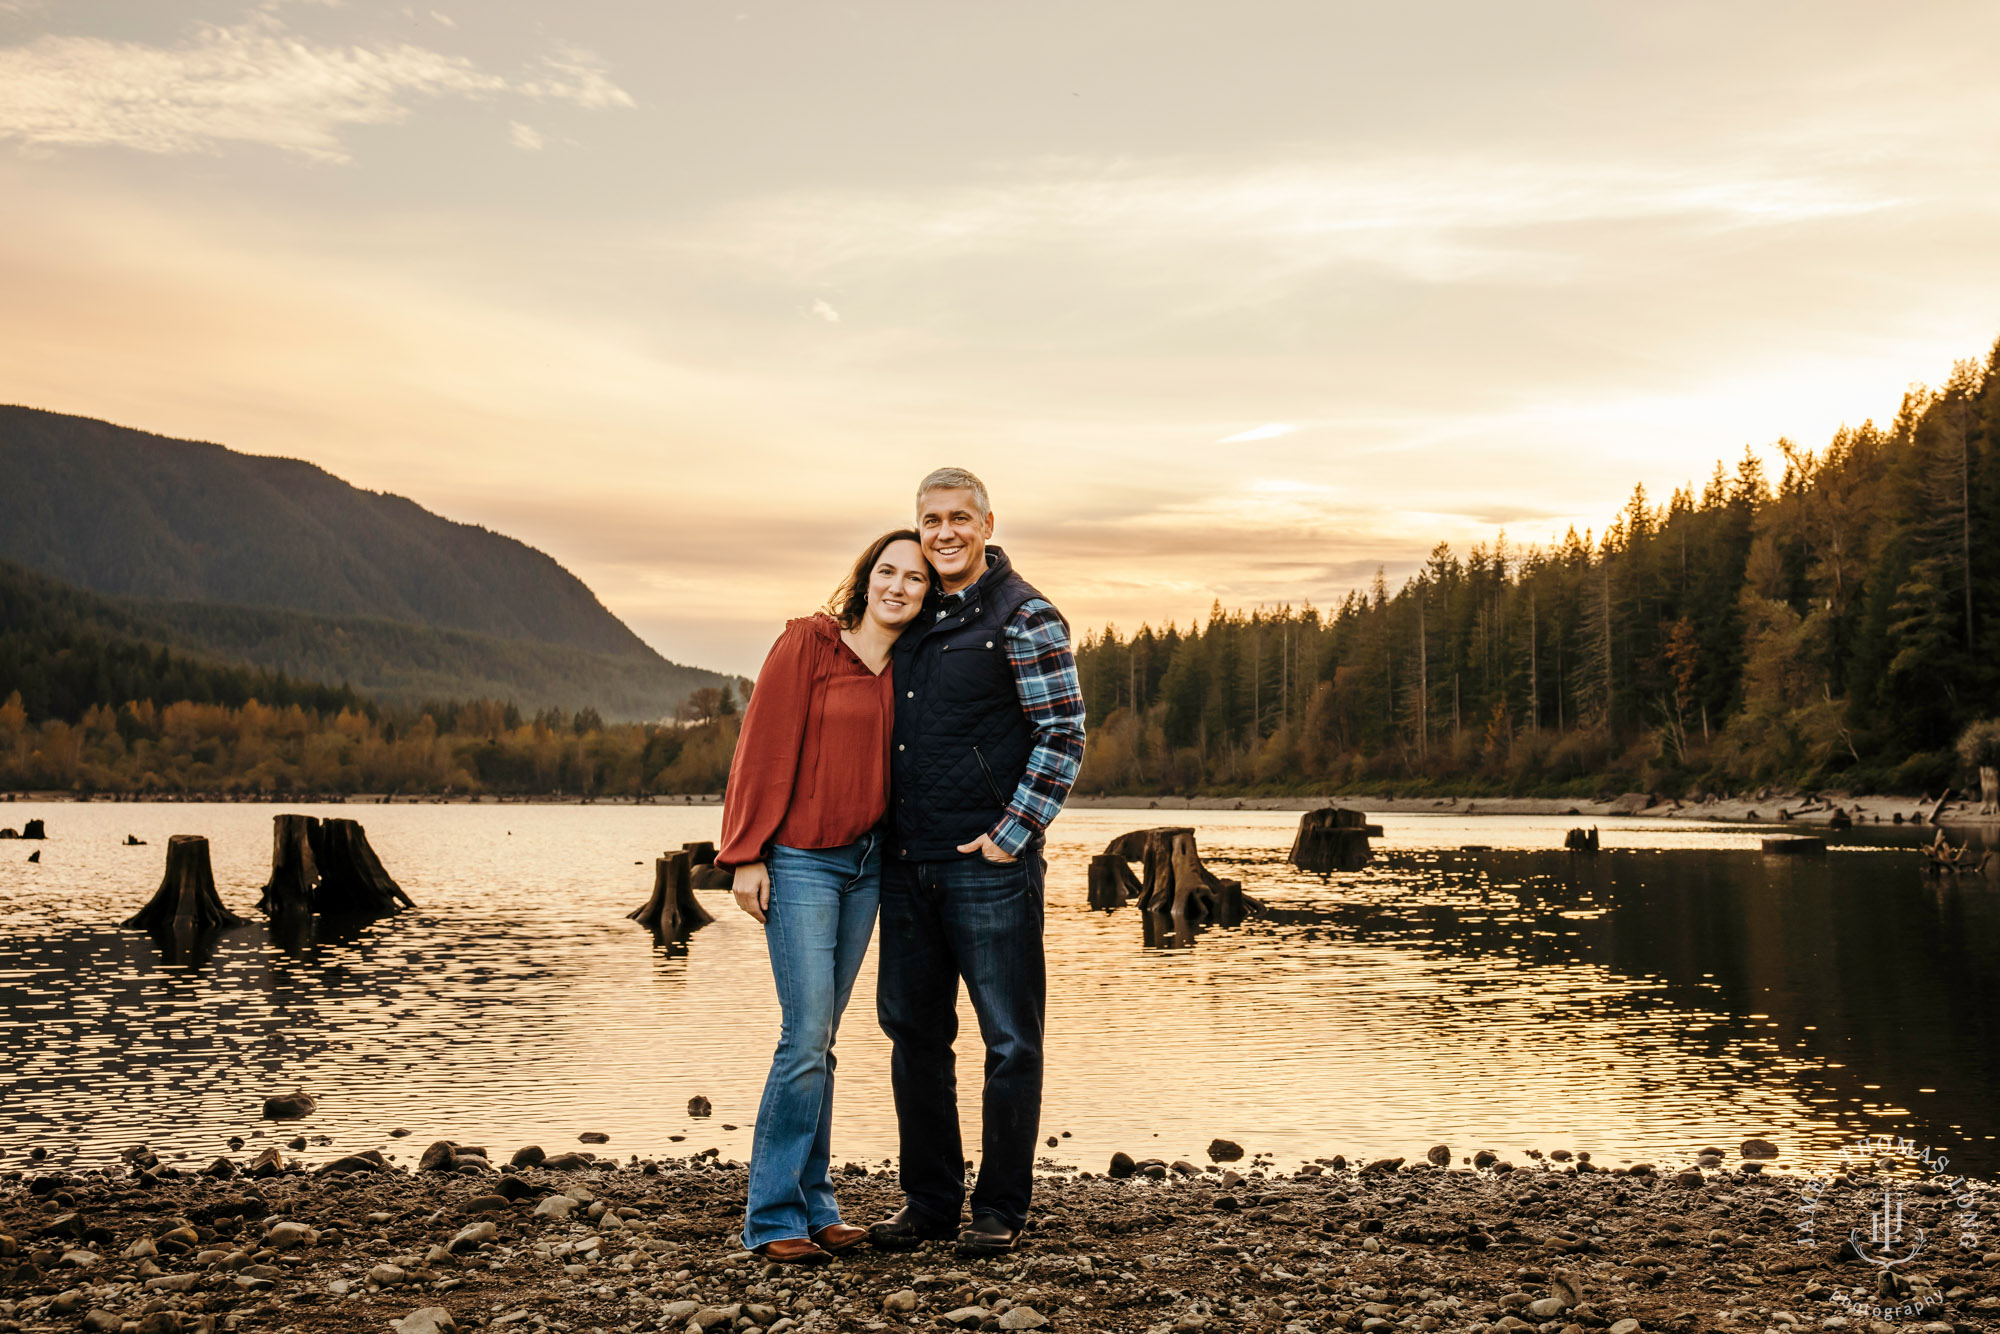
left=741, top=831, right=881, bottom=1248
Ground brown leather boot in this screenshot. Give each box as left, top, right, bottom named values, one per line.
left=811, top=1223, right=868, bottom=1252
left=752, top=1237, right=832, bottom=1265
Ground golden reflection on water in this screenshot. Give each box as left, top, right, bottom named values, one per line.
left=1, top=803, right=1993, bottom=1178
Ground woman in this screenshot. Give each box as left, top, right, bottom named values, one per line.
left=717, top=529, right=931, bottom=1264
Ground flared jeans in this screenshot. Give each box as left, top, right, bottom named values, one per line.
left=740, top=831, right=881, bottom=1248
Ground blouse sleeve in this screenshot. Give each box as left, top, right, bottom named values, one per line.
left=716, top=625, right=815, bottom=868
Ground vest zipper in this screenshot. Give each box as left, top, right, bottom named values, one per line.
left=972, top=745, right=1007, bottom=808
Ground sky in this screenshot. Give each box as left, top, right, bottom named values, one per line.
left=4, top=1, right=2000, bottom=677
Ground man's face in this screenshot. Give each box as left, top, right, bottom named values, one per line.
left=917, top=486, right=994, bottom=593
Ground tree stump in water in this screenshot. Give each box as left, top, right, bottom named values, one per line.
left=1563, top=826, right=1600, bottom=853
left=307, top=818, right=415, bottom=915
left=682, top=841, right=718, bottom=867
left=1101, top=827, right=1250, bottom=926
left=1087, top=853, right=1142, bottom=910
left=22, top=819, right=44, bottom=840
left=256, top=813, right=318, bottom=918
left=123, top=835, right=247, bottom=933
left=1290, top=807, right=1377, bottom=873
left=689, top=861, right=734, bottom=890
left=629, top=851, right=716, bottom=939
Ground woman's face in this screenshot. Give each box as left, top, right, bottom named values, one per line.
left=865, top=538, right=930, bottom=630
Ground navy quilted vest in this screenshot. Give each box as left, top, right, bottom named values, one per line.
left=889, top=546, right=1048, bottom=861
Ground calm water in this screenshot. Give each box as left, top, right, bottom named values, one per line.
left=2, top=802, right=1996, bottom=1179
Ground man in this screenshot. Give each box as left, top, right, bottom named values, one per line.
left=869, top=466, right=1085, bottom=1256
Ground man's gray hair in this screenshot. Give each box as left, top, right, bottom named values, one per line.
left=915, top=466, right=990, bottom=518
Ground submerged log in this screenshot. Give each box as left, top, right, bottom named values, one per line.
left=256, top=813, right=319, bottom=918
left=1290, top=807, right=1377, bottom=873
left=629, top=851, right=716, bottom=939
left=122, top=835, right=248, bottom=933
left=1101, top=827, right=1251, bottom=925
left=307, top=818, right=415, bottom=915
left=1563, top=826, right=1600, bottom=853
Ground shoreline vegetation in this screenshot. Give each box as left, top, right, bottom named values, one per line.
left=8, top=345, right=2000, bottom=807
left=1, top=1135, right=1994, bottom=1334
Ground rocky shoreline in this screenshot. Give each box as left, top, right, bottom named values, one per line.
left=2, top=1140, right=1996, bottom=1334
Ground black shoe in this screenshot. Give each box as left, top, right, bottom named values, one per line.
left=867, top=1205, right=960, bottom=1250
left=955, top=1211, right=1019, bottom=1255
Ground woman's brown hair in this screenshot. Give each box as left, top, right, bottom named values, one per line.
left=827, top=529, right=930, bottom=630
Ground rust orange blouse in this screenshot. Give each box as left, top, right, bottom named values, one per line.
left=717, top=612, right=895, bottom=868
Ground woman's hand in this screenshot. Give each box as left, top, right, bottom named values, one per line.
left=732, top=862, right=771, bottom=923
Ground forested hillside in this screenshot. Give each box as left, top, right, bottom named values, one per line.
left=0, top=558, right=365, bottom=723
left=1074, top=341, right=2000, bottom=797
left=0, top=407, right=729, bottom=717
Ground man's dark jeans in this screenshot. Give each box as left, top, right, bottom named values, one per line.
left=876, top=850, right=1046, bottom=1231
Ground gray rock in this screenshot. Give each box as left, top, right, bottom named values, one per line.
left=267, top=1220, right=317, bottom=1249
left=1609, top=1322, right=1640, bottom=1334
left=395, top=1308, right=460, bottom=1334
left=510, top=1145, right=545, bottom=1167
left=883, top=1289, right=919, bottom=1313
left=1427, top=1144, right=1451, bottom=1167
left=448, top=1220, right=497, bottom=1253
left=1108, top=1152, right=1137, bottom=1178
left=942, top=1308, right=986, bottom=1327
left=688, top=1095, right=713, bottom=1117
left=578, top=1131, right=610, bottom=1144
left=80, top=1311, right=122, bottom=1334
left=418, top=1141, right=458, bottom=1172
left=661, top=1300, right=701, bottom=1324
left=997, top=1307, right=1049, bottom=1330
left=1206, top=1139, right=1244, bottom=1162
left=1740, top=1138, right=1780, bottom=1159
left=532, top=1194, right=578, bottom=1219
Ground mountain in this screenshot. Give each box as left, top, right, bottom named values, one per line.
left=0, top=406, right=727, bottom=718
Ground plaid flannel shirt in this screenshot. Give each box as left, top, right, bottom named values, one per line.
left=989, top=597, right=1085, bottom=856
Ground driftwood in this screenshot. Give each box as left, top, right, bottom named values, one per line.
left=256, top=813, right=318, bottom=918
left=1290, top=807, right=1379, bottom=873
left=1926, top=789, right=1953, bottom=826
left=1099, top=827, right=1252, bottom=926
left=1563, top=826, right=1600, bottom=853
left=1922, top=829, right=1997, bottom=877
left=629, top=851, right=716, bottom=939
left=122, top=835, right=248, bottom=933
left=308, top=818, right=415, bottom=915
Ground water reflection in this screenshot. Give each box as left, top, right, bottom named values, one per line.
left=0, top=803, right=1995, bottom=1178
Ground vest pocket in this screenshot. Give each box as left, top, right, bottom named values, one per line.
left=972, top=745, right=1007, bottom=808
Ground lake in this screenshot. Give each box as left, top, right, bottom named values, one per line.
left=2, top=801, right=1996, bottom=1181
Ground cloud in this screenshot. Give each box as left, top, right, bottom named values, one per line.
left=1217, top=422, right=1296, bottom=444
left=508, top=121, right=543, bottom=151
left=518, top=43, right=636, bottom=111
left=0, top=15, right=631, bottom=162
left=810, top=298, right=840, bottom=323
